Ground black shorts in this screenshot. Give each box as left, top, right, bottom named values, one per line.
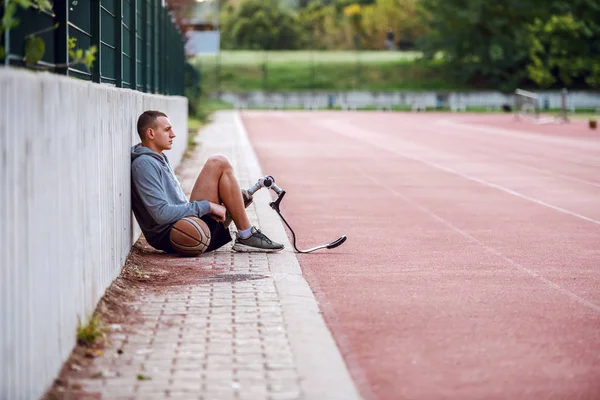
left=199, top=215, right=233, bottom=253
left=164, top=215, right=232, bottom=254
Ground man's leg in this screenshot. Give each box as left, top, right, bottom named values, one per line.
left=189, top=155, right=251, bottom=230
left=190, top=156, right=283, bottom=252
left=189, top=155, right=283, bottom=252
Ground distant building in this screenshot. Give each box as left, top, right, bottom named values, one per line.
left=169, top=0, right=220, bottom=56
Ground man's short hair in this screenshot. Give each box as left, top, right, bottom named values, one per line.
left=137, top=110, right=168, bottom=140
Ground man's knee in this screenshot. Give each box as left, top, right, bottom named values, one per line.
left=205, top=154, right=232, bottom=172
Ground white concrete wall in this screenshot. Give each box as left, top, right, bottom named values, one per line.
left=0, top=67, right=188, bottom=400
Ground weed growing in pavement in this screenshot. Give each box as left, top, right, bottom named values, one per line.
left=76, top=314, right=108, bottom=347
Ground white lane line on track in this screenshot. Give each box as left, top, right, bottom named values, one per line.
left=318, top=120, right=600, bottom=227
left=487, top=157, right=600, bottom=189
left=354, top=167, right=600, bottom=313
left=436, top=119, right=600, bottom=153
left=432, top=119, right=600, bottom=170
left=387, top=120, right=600, bottom=189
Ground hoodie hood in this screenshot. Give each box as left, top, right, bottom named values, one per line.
left=131, top=143, right=166, bottom=163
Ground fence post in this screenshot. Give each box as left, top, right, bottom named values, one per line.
left=561, top=88, right=569, bottom=122
left=152, top=0, right=158, bottom=93
left=216, top=47, right=221, bottom=97
left=91, top=0, right=101, bottom=83
left=54, top=0, right=68, bottom=75
left=115, top=0, right=123, bottom=87
left=4, top=0, right=10, bottom=66
left=310, top=29, right=315, bottom=92
left=160, top=7, right=166, bottom=94
left=262, top=50, right=269, bottom=92
left=132, top=0, right=138, bottom=90
left=155, top=1, right=161, bottom=93
left=142, top=0, right=149, bottom=91
left=354, top=34, right=361, bottom=90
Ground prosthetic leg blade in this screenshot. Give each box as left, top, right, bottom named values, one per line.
left=326, top=235, right=347, bottom=249
left=272, top=205, right=347, bottom=254
left=295, top=235, right=347, bottom=253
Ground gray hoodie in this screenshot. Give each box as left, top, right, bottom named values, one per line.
left=131, top=144, right=210, bottom=251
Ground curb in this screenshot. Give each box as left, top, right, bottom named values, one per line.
left=232, top=111, right=363, bottom=400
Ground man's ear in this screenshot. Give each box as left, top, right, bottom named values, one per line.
left=146, top=127, right=155, bottom=139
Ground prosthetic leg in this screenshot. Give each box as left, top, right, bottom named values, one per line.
left=242, top=176, right=347, bottom=254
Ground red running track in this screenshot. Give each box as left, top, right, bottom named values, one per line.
left=241, top=111, right=600, bottom=400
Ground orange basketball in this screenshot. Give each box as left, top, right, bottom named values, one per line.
left=169, top=217, right=211, bottom=256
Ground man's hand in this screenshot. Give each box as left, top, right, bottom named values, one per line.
left=208, top=202, right=226, bottom=222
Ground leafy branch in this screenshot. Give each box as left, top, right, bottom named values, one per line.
left=1, top=0, right=96, bottom=71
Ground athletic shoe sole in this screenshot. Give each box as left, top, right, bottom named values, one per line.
left=232, top=243, right=284, bottom=253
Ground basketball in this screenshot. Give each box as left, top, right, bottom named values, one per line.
left=169, top=217, right=211, bottom=256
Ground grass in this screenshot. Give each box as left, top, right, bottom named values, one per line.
left=192, top=51, right=600, bottom=94
left=189, top=97, right=234, bottom=128
left=194, top=59, right=469, bottom=92
left=229, top=105, right=599, bottom=120
left=188, top=116, right=204, bottom=134
left=186, top=115, right=203, bottom=156
left=567, top=112, right=599, bottom=120
left=188, top=97, right=234, bottom=133
left=199, top=98, right=235, bottom=115
left=76, top=314, right=107, bottom=347
left=194, top=50, right=422, bottom=66
left=191, top=51, right=471, bottom=93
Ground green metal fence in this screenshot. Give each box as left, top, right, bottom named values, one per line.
left=3, top=0, right=185, bottom=95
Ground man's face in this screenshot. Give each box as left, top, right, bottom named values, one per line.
left=147, top=116, right=175, bottom=152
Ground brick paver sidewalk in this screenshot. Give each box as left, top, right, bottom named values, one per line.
left=48, top=111, right=361, bottom=400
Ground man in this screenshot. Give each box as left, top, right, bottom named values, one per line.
left=131, top=110, right=284, bottom=254
left=385, top=27, right=395, bottom=51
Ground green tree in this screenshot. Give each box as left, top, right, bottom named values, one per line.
left=220, top=0, right=302, bottom=50
left=419, top=0, right=600, bottom=91
left=526, top=2, right=600, bottom=88
left=297, top=2, right=333, bottom=49
left=361, top=0, right=425, bottom=50
left=418, top=0, right=550, bottom=91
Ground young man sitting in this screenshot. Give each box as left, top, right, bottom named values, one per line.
left=131, top=110, right=284, bottom=254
